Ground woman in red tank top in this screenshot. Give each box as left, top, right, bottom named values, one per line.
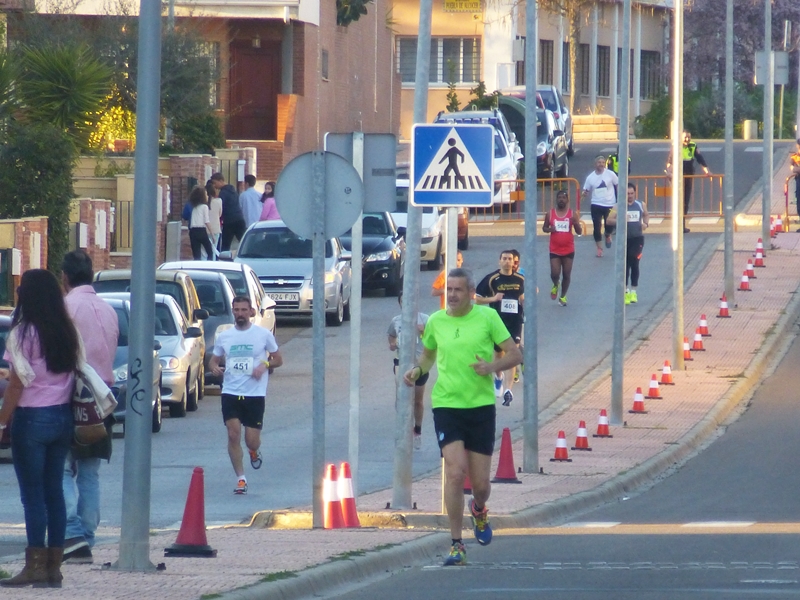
left=542, top=190, right=582, bottom=306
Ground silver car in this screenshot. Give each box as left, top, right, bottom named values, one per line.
left=231, top=220, right=353, bottom=326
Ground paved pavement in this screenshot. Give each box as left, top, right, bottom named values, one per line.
left=2, top=156, right=799, bottom=600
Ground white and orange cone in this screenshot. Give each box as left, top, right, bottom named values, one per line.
left=593, top=409, right=613, bottom=438
left=754, top=237, right=765, bottom=258
left=717, top=293, right=731, bottom=318
left=572, top=421, right=592, bottom=451
left=691, top=328, right=706, bottom=351
left=746, top=259, right=756, bottom=279
left=338, top=462, right=360, bottom=528
left=698, top=314, right=710, bottom=337
left=323, top=464, right=345, bottom=529
left=754, top=250, right=765, bottom=268
left=739, top=271, right=751, bottom=291
left=683, top=337, right=694, bottom=361
left=775, top=214, right=783, bottom=234
left=645, top=374, right=661, bottom=399
left=629, top=387, right=648, bottom=414
left=661, top=360, right=674, bottom=385
left=550, top=430, right=572, bottom=462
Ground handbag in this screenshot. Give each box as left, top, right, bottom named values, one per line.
left=72, top=362, right=117, bottom=446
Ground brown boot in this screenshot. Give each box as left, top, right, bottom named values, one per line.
left=0, top=547, right=48, bottom=587
left=46, top=547, right=64, bottom=588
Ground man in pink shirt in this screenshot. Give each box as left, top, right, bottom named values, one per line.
left=60, top=251, right=118, bottom=563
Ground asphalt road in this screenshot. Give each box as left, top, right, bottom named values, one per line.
left=327, top=321, right=800, bottom=600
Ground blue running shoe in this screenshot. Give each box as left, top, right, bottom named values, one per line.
left=443, top=542, right=466, bottom=566
left=470, top=499, right=492, bottom=546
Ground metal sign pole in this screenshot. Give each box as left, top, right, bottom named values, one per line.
left=724, top=0, right=735, bottom=305
left=115, top=0, right=161, bottom=571
left=762, top=0, right=774, bottom=243
left=311, top=152, right=326, bottom=527
left=671, top=0, right=685, bottom=370
left=349, top=133, right=364, bottom=495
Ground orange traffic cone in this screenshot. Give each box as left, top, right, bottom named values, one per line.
left=661, top=360, right=674, bottom=385
left=338, top=462, right=360, bottom=528
left=571, top=421, right=592, bottom=451
left=746, top=259, right=756, bottom=279
left=550, top=430, right=572, bottom=462
left=777, top=214, right=786, bottom=232
left=754, top=250, right=765, bottom=268
left=645, top=374, right=661, bottom=399
left=323, top=464, right=345, bottom=529
left=698, top=314, right=711, bottom=337
left=683, top=337, right=693, bottom=361
left=739, top=271, right=751, bottom=291
left=691, top=328, right=706, bottom=351
left=629, top=387, right=648, bottom=414
left=164, top=467, right=217, bottom=557
left=770, top=219, right=777, bottom=239
left=593, top=409, right=613, bottom=438
left=717, top=293, right=731, bottom=318
left=754, top=237, right=765, bottom=257
left=492, top=427, right=522, bottom=482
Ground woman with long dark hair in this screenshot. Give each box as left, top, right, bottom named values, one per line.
left=0, top=269, right=80, bottom=587
left=188, top=185, right=215, bottom=260
left=259, top=180, right=280, bottom=221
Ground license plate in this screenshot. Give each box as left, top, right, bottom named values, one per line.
left=268, top=293, right=299, bottom=302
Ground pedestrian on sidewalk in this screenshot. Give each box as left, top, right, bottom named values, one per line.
left=582, top=155, right=618, bottom=257
left=210, top=296, right=283, bottom=495
left=790, top=139, right=800, bottom=231
left=387, top=291, right=429, bottom=450
left=239, top=175, right=262, bottom=229
left=259, top=181, right=280, bottom=221
left=188, top=186, right=216, bottom=261
left=61, top=251, right=119, bottom=564
left=475, top=251, right=524, bottom=406
left=404, top=268, right=521, bottom=566
left=0, top=270, right=80, bottom=588
left=206, top=180, right=223, bottom=254
left=542, top=189, right=582, bottom=307
left=608, top=182, right=649, bottom=305
left=431, top=250, right=463, bottom=310
left=666, top=129, right=710, bottom=233
left=211, top=173, right=247, bottom=252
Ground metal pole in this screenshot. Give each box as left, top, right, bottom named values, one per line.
left=311, top=152, right=326, bottom=527
left=610, top=0, right=632, bottom=427
left=778, top=21, right=790, bottom=139
left=762, top=0, right=773, bottom=242
left=723, top=0, right=735, bottom=306
left=796, top=44, right=800, bottom=138
left=393, top=0, right=431, bottom=509
left=114, top=0, right=161, bottom=571
left=522, top=0, right=538, bottom=472
left=671, top=0, right=684, bottom=370
left=348, top=133, right=364, bottom=495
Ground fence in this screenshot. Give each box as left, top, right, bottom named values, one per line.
left=628, top=174, right=724, bottom=217
left=469, top=178, right=582, bottom=223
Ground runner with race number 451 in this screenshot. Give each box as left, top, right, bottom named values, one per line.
left=210, top=296, right=283, bottom=495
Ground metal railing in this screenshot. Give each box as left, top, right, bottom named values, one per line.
left=628, top=174, right=724, bottom=217
left=111, top=200, right=134, bottom=252
left=469, top=177, right=583, bottom=223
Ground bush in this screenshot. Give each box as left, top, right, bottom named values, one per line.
left=165, top=112, right=225, bottom=155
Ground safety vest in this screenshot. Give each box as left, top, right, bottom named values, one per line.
left=682, top=142, right=697, bottom=162
left=606, top=154, right=631, bottom=175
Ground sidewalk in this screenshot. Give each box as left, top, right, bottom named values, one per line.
left=2, top=156, right=800, bottom=600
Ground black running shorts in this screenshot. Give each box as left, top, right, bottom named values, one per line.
left=432, top=404, right=496, bottom=456
left=221, top=394, right=265, bottom=429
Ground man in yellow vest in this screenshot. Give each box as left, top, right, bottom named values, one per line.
left=666, top=130, right=710, bottom=233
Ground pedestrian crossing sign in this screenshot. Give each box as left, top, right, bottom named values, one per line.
left=411, top=124, right=494, bottom=207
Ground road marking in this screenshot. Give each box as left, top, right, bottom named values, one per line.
left=428, top=561, right=800, bottom=572
left=700, top=147, right=722, bottom=152
left=648, top=147, right=671, bottom=152
left=745, top=146, right=764, bottom=152
left=561, top=522, right=620, bottom=528
left=683, top=521, right=756, bottom=528
left=502, top=522, right=800, bottom=535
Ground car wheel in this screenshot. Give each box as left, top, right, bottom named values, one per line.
left=458, top=228, right=469, bottom=251
left=567, top=138, right=575, bottom=157
left=427, top=239, right=442, bottom=270
left=152, top=382, right=162, bottom=433
left=556, top=157, right=569, bottom=179
left=343, top=296, right=351, bottom=321
left=169, top=384, right=187, bottom=418
left=386, top=270, right=403, bottom=297
left=325, top=292, right=344, bottom=326
left=186, top=373, right=199, bottom=412
left=197, top=363, right=205, bottom=400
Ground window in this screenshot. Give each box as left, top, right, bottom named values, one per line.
left=539, top=40, right=553, bottom=85
left=597, top=45, right=610, bottom=97
left=321, top=49, right=329, bottom=80
left=562, top=42, right=570, bottom=91
left=204, top=42, right=221, bottom=108
left=640, top=50, right=662, bottom=100
left=578, top=44, right=590, bottom=95
left=397, top=37, right=481, bottom=84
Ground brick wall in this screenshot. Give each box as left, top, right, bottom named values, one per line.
left=73, top=198, right=113, bottom=271
left=168, top=154, right=219, bottom=219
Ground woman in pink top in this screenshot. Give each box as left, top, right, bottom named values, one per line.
left=0, top=269, right=80, bottom=588
left=260, top=180, right=281, bottom=221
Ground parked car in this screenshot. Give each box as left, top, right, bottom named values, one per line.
left=98, top=293, right=204, bottom=418
left=157, top=261, right=277, bottom=336
left=492, top=129, right=520, bottom=204
left=100, top=296, right=163, bottom=434
left=339, top=212, right=405, bottom=295
left=537, top=84, right=574, bottom=156
left=232, top=220, right=353, bottom=326
left=434, top=108, right=523, bottom=161
left=0, top=315, right=12, bottom=462
left=536, top=108, right=569, bottom=179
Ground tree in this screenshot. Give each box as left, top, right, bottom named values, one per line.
left=337, top=0, right=371, bottom=26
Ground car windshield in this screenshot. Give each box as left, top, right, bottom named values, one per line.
left=93, top=279, right=188, bottom=315
left=238, top=227, right=333, bottom=259
left=537, top=115, right=548, bottom=141
left=347, top=214, right=389, bottom=236
left=154, top=303, right=178, bottom=336
left=539, top=90, right=559, bottom=112
left=113, top=307, right=130, bottom=347
left=194, top=280, right=230, bottom=317
left=494, top=134, right=507, bottom=159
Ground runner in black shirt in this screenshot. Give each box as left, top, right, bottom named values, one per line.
left=476, top=250, right=524, bottom=406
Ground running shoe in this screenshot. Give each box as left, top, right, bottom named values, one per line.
left=443, top=542, right=467, bottom=566
left=413, top=432, right=422, bottom=450
left=249, top=449, right=263, bottom=470
left=605, top=235, right=612, bottom=248
left=493, top=374, right=503, bottom=401
left=234, top=478, right=248, bottom=495
left=502, top=389, right=513, bottom=406
left=596, top=247, right=603, bottom=258
left=558, top=296, right=567, bottom=307
left=624, top=290, right=631, bottom=305
left=630, top=290, right=638, bottom=304
left=550, top=284, right=558, bottom=300
left=470, top=499, right=493, bottom=546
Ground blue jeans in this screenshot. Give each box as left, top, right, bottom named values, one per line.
left=63, top=455, right=101, bottom=547
left=11, top=404, right=73, bottom=548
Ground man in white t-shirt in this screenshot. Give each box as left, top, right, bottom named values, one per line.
left=210, top=296, right=283, bottom=495
left=582, top=155, right=619, bottom=258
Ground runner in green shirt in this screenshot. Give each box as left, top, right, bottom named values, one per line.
left=404, top=268, right=522, bottom=567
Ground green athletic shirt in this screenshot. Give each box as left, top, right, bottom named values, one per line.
left=422, top=304, right=511, bottom=409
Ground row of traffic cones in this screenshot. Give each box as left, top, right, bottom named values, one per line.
left=323, top=462, right=361, bottom=529
left=550, top=409, right=613, bottom=462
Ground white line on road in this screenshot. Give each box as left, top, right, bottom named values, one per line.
left=745, top=147, right=764, bottom=152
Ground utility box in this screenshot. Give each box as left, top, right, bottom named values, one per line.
left=164, top=221, right=182, bottom=263
left=742, top=120, right=758, bottom=140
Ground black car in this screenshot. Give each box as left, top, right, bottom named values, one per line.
left=536, top=109, right=569, bottom=179
left=340, top=212, right=405, bottom=296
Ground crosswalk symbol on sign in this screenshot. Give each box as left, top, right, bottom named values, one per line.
left=411, top=124, right=494, bottom=207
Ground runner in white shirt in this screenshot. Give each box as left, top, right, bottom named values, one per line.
left=582, top=155, right=619, bottom=258
left=210, top=296, right=283, bottom=495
